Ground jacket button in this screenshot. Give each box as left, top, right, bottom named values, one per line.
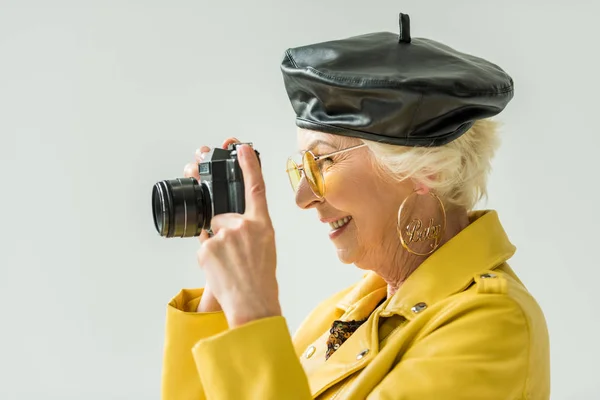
left=304, top=346, right=316, bottom=359
left=480, top=273, right=497, bottom=279
left=411, top=302, right=427, bottom=313
left=356, top=349, right=369, bottom=360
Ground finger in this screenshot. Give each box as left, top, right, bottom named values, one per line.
left=238, top=144, right=269, bottom=218
left=197, top=229, right=210, bottom=245
left=194, top=146, right=211, bottom=163
left=221, top=137, right=240, bottom=149
left=210, top=213, right=244, bottom=236
left=183, top=162, right=200, bottom=180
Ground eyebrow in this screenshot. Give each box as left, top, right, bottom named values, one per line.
left=299, top=139, right=338, bottom=154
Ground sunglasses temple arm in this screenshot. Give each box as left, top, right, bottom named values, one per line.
left=314, top=143, right=367, bottom=161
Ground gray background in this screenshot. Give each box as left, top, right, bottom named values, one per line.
left=1, top=1, right=598, bottom=399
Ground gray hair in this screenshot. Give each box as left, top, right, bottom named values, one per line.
left=362, top=119, right=502, bottom=211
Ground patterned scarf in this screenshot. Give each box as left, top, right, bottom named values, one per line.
left=325, top=297, right=386, bottom=360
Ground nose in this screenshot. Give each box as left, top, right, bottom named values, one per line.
left=295, top=176, right=322, bottom=209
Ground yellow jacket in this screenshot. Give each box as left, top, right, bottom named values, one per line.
left=161, top=210, right=550, bottom=399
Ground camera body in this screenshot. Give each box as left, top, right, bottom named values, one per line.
left=151, top=142, right=260, bottom=238
left=199, top=143, right=247, bottom=218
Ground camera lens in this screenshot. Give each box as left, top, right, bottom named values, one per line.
left=151, top=178, right=212, bottom=238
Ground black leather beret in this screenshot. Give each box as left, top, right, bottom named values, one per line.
left=280, top=13, right=514, bottom=147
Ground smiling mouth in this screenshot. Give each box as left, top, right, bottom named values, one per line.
left=329, top=216, right=352, bottom=230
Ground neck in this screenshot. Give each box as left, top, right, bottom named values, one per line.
left=363, top=207, right=470, bottom=298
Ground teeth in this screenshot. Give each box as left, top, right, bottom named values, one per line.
left=329, top=216, right=351, bottom=230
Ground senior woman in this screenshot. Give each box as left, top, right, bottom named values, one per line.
left=160, top=14, right=550, bottom=400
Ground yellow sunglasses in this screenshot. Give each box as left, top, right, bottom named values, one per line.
left=286, top=143, right=367, bottom=198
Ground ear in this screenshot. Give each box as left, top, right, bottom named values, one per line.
left=413, top=181, right=430, bottom=195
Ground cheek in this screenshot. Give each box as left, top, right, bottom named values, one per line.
left=323, top=177, right=351, bottom=209
left=326, top=165, right=400, bottom=238
left=325, top=167, right=382, bottom=213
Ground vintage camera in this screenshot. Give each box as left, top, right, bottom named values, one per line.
left=151, top=142, right=260, bottom=238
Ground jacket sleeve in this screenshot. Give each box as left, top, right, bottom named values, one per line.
left=366, top=295, right=542, bottom=400
left=192, top=316, right=312, bottom=400
left=162, top=289, right=312, bottom=400
left=161, top=288, right=229, bottom=400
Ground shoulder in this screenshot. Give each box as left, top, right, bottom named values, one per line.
left=430, top=263, right=548, bottom=337
left=454, top=263, right=548, bottom=332
left=423, top=263, right=551, bottom=397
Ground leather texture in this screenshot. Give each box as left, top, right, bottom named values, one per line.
left=161, top=210, right=550, bottom=399
left=280, top=14, right=514, bottom=147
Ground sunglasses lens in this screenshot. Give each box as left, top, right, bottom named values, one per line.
left=303, top=152, right=325, bottom=197
left=286, top=158, right=302, bottom=193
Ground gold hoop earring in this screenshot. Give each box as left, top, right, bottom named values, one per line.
left=397, top=191, right=447, bottom=256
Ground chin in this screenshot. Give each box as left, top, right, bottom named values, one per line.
left=335, top=247, right=359, bottom=265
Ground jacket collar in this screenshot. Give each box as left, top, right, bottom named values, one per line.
left=335, top=210, right=516, bottom=319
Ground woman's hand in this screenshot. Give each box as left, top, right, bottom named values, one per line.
left=195, top=143, right=281, bottom=329
left=184, top=138, right=240, bottom=313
